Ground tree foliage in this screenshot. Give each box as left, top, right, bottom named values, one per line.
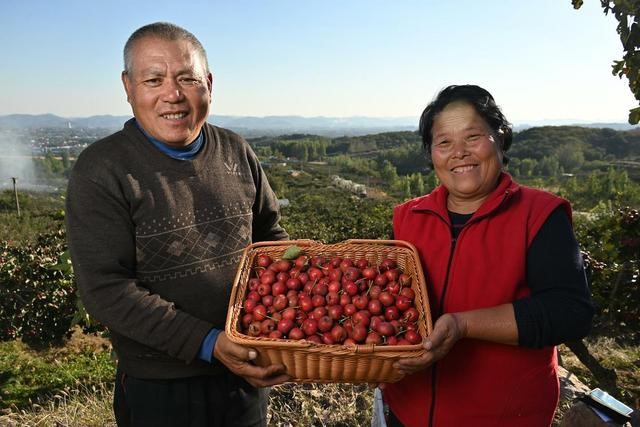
left=573, top=0, right=640, bottom=123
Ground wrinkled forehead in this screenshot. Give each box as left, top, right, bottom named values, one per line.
left=433, top=102, right=489, bottom=133
left=129, top=36, right=208, bottom=75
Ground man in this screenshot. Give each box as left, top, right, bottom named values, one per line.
left=65, top=22, right=290, bottom=426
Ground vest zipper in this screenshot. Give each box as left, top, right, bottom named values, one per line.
left=428, top=233, right=458, bottom=427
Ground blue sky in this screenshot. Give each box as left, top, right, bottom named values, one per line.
left=0, top=0, right=636, bottom=124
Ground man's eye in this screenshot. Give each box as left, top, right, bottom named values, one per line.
left=179, top=77, right=199, bottom=85
left=144, top=78, right=162, bottom=86
left=467, top=134, right=481, bottom=141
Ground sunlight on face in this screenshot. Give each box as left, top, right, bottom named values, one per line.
left=431, top=102, right=504, bottom=213
left=122, top=37, right=212, bottom=147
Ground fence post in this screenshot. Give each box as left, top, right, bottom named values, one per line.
left=11, top=177, right=21, bottom=217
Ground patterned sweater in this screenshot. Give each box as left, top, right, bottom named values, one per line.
left=66, top=119, right=287, bottom=379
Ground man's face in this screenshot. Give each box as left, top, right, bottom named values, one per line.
left=122, top=37, right=212, bottom=147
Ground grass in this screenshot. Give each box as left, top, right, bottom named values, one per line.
left=0, top=331, right=638, bottom=427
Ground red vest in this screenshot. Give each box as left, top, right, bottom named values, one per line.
left=385, top=173, right=570, bottom=427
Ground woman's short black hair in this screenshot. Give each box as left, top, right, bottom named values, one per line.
left=418, top=84, right=513, bottom=165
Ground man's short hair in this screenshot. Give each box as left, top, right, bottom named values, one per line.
left=123, top=22, right=209, bottom=74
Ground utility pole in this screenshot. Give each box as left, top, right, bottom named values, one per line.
left=11, top=177, right=21, bottom=217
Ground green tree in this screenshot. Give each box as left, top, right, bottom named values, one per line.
left=557, top=144, right=585, bottom=172
left=519, top=158, right=538, bottom=178
left=380, top=160, right=400, bottom=189
left=573, top=0, right=640, bottom=123
left=537, top=155, right=561, bottom=177
left=409, top=173, right=426, bottom=196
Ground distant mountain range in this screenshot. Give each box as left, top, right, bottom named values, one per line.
left=0, top=113, right=638, bottom=137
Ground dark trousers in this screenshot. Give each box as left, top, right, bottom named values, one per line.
left=114, top=368, right=269, bottom=427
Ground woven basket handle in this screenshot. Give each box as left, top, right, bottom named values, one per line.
left=344, top=239, right=419, bottom=253
left=249, top=239, right=317, bottom=249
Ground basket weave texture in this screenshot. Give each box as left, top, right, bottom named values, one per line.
left=225, top=239, right=433, bottom=383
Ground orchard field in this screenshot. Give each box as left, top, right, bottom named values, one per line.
left=1, top=126, right=639, bottom=425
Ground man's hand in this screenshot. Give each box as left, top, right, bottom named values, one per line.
left=392, top=313, right=465, bottom=377
left=213, top=332, right=291, bottom=387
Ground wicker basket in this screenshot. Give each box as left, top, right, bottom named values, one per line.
left=225, top=239, right=433, bottom=383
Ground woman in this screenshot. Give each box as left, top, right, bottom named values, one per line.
left=380, top=85, right=594, bottom=427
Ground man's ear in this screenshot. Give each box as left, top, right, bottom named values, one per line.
left=121, top=71, right=132, bottom=104
left=207, top=72, right=213, bottom=99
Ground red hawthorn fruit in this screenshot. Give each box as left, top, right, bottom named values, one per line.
left=241, top=313, right=253, bottom=328
left=351, top=324, right=368, bottom=343
left=400, top=287, right=415, bottom=300
left=362, top=267, right=377, bottom=280
left=368, top=299, right=383, bottom=315
left=260, top=319, right=276, bottom=334
left=325, top=291, right=340, bottom=306
left=288, top=327, right=304, bottom=340
left=272, top=281, right=287, bottom=296
left=379, top=258, right=397, bottom=271
left=329, top=256, right=342, bottom=268
left=339, top=293, right=352, bottom=306
left=241, top=250, right=422, bottom=347
left=269, top=330, right=283, bottom=339
left=365, top=331, right=383, bottom=345
left=253, top=304, right=268, bottom=321
left=330, top=324, right=347, bottom=342
left=385, top=269, right=400, bottom=282
left=395, top=295, right=412, bottom=312
left=301, top=318, right=319, bottom=336
left=272, top=294, right=288, bottom=311
left=378, top=292, right=395, bottom=307
left=310, top=306, right=328, bottom=320
left=376, top=321, right=395, bottom=337
left=282, top=307, right=297, bottom=321
left=294, top=255, right=308, bottom=270
left=352, top=294, right=369, bottom=310
left=275, top=260, right=292, bottom=272
left=261, top=294, right=274, bottom=307
left=384, top=306, right=400, bottom=321
left=306, top=334, right=322, bottom=344
left=355, top=258, right=370, bottom=269
left=339, top=259, right=354, bottom=272
left=327, top=304, right=344, bottom=320
left=317, top=315, right=334, bottom=333
left=402, top=307, right=419, bottom=323
left=405, top=330, right=422, bottom=344
left=257, top=254, right=272, bottom=268
left=247, top=321, right=262, bottom=337
left=277, top=318, right=295, bottom=335
left=374, top=274, right=388, bottom=287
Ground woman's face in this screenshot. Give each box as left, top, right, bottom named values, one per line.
left=430, top=101, right=504, bottom=213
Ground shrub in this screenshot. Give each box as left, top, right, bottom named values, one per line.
left=0, top=230, right=77, bottom=344
left=575, top=204, right=640, bottom=341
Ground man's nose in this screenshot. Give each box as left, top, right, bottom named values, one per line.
left=162, top=79, right=184, bottom=102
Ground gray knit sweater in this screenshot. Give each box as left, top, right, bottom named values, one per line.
left=66, top=119, right=287, bottom=378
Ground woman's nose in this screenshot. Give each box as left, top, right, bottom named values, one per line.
left=451, top=139, right=469, bottom=157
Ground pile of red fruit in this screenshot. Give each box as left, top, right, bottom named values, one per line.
left=239, top=251, right=423, bottom=346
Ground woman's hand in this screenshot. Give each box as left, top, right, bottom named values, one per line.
left=393, top=313, right=466, bottom=376
left=213, top=332, right=291, bottom=387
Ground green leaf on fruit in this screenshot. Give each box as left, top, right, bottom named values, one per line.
left=282, top=245, right=302, bottom=260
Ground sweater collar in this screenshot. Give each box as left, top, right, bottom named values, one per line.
left=411, top=172, right=520, bottom=219
left=134, top=119, right=204, bottom=160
